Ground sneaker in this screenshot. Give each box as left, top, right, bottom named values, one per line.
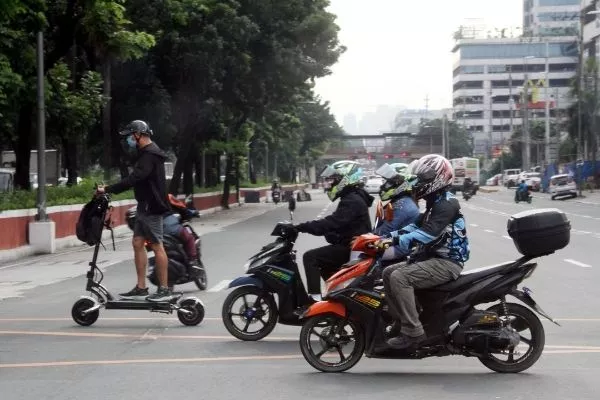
left=119, top=286, right=149, bottom=300
left=146, top=286, right=173, bottom=302
left=386, top=333, right=426, bottom=350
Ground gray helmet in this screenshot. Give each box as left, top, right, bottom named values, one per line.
left=119, top=120, right=153, bottom=136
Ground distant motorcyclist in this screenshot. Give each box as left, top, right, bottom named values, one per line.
left=294, top=160, right=374, bottom=301
left=374, top=163, right=420, bottom=261
left=271, top=179, right=281, bottom=191
left=516, top=180, right=529, bottom=201
left=377, top=154, right=469, bottom=350
left=162, top=194, right=203, bottom=272
left=463, top=177, right=474, bottom=194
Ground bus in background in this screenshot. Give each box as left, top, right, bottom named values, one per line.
left=449, top=157, right=480, bottom=193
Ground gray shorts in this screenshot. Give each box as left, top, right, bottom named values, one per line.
left=133, top=212, right=163, bottom=244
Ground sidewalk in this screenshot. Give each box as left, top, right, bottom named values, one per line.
left=0, top=200, right=279, bottom=267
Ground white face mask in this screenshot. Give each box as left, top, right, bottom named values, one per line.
left=126, top=135, right=138, bottom=148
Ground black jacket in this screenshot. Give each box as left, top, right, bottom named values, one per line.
left=106, top=142, right=170, bottom=215
left=296, top=187, right=374, bottom=246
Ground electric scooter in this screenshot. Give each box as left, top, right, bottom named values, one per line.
left=70, top=193, right=205, bottom=327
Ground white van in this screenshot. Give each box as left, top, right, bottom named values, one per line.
left=503, top=169, right=521, bottom=188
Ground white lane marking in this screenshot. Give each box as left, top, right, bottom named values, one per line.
left=564, top=259, right=592, bottom=268
left=208, top=280, right=232, bottom=292
left=470, top=224, right=479, bottom=227
left=484, top=229, right=495, bottom=233
left=502, top=235, right=512, bottom=240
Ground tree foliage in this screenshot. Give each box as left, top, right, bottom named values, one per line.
left=0, top=0, right=345, bottom=203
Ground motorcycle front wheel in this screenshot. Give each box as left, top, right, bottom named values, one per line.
left=299, top=313, right=365, bottom=373
left=222, top=286, right=278, bottom=341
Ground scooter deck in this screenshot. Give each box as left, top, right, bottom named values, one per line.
left=104, top=294, right=183, bottom=310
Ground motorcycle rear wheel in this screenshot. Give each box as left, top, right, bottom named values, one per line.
left=299, top=313, right=365, bottom=373
left=479, top=302, right=545, bottom=373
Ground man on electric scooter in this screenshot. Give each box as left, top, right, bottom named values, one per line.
left=96, top=120, right=173, bottom=302
left=377, top=154, right=470, bottom=350
left=294, top=160, right=374, bottom=301
left=373, top=163, right=420, bottom=261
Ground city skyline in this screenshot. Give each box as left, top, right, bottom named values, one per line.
left=313, top=0, right=523, bottom=125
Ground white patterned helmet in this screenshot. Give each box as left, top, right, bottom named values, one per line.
left=321, top=160, right=362, bottom=201
left=411, top=154, right=454, bottom=199
left=375, top=163, right=417, bottom=201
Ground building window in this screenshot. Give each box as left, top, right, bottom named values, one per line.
left=453, top=81, right=484, bottom=91
left=549, top=78, right=572, bottom=87
left=493, top=110, right=513, bottom=118
left=491, top=79, right=524, bottom=88
left=488, top=65, right=507, bottom=74
left=538, top=25, right=578, bottom=36
left=537, top=12, right=578, bottom=22
left=460, top=42, right=578, bottom=59
left=538, top=0, right=579, bottom=5
left=461, top=65, right=485, bottom=74
left=549, top=63, right=576, bottom=72
left=453, top=96, right=484, bottom=106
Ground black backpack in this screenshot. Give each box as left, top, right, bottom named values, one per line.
left=76, top=197, right=108, bottom=246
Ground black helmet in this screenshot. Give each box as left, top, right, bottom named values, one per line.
left=119, top=120, right=153, bottom=136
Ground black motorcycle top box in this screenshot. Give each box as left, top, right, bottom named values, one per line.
left=507, top=208, right=570, bottom=256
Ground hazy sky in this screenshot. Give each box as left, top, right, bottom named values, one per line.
left=314, top=0, right=523, bottom=123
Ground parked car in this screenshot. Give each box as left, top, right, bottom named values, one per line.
left=522, top=172, right=541, bottom=192
left=548, top=174, right=577, bottom=200
left=486, top=173, right=502, bottom=186
left=364, top=175, right=384, bottom=194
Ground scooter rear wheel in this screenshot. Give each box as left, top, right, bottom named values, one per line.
left=299, top=313, right=365, bottom=373
left=221, top=286, right=278, bottom=341
left=71, top=298, right=100, bottom=327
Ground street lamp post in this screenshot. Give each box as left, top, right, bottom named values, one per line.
left=522, top=55, right=535, bottom=171
left=577, top=10, right=600, bottom=196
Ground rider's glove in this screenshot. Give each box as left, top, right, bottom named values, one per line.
left=375, top=238, right=393, bottom=250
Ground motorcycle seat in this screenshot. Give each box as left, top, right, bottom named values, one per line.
left=432, top=261, right=516, bottom=292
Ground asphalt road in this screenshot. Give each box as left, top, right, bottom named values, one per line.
left=1, top=188, right=600, bottom=399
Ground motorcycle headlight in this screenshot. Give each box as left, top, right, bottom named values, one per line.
left=325, top=277, right=357, bottom=296
left=244, top=256, right=271, bottom=272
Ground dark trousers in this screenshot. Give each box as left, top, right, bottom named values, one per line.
left=382, top=258, right=462, bottom=337
left=303, top=244, right=350, bottom=294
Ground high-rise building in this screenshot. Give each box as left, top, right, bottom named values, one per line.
left=452, top=36, right=578, bottom=158
left=523, top=0, right=580, bottom=37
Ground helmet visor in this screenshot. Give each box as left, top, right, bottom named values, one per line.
left=320, top=165, right=337, bottom=178
left=375, top=163, right=398, bottom=180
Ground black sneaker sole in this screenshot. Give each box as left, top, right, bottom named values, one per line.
left=119, top=294, right=149, bottom=300
left=146, top=294, right=174, bottom=302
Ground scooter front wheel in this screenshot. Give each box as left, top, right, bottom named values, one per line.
left=177, top=298, right=205, bottom=326
left=221, top=286, right=278, bottom=341
left=71, top=298, right=100, bottom=326
left=299, top=313, right=365, bottom=373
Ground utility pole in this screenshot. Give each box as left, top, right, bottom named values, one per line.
left=488, top=85, right=493, bottom=167
left=442, top=114, right=447, bottom=158
left=424, top=94, right=429, bottom=121
left=544, top=40, right=551, bottom=167
left=36, top=31, right=47, bottom=221
left=523, top=71, right=530, bottom=171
